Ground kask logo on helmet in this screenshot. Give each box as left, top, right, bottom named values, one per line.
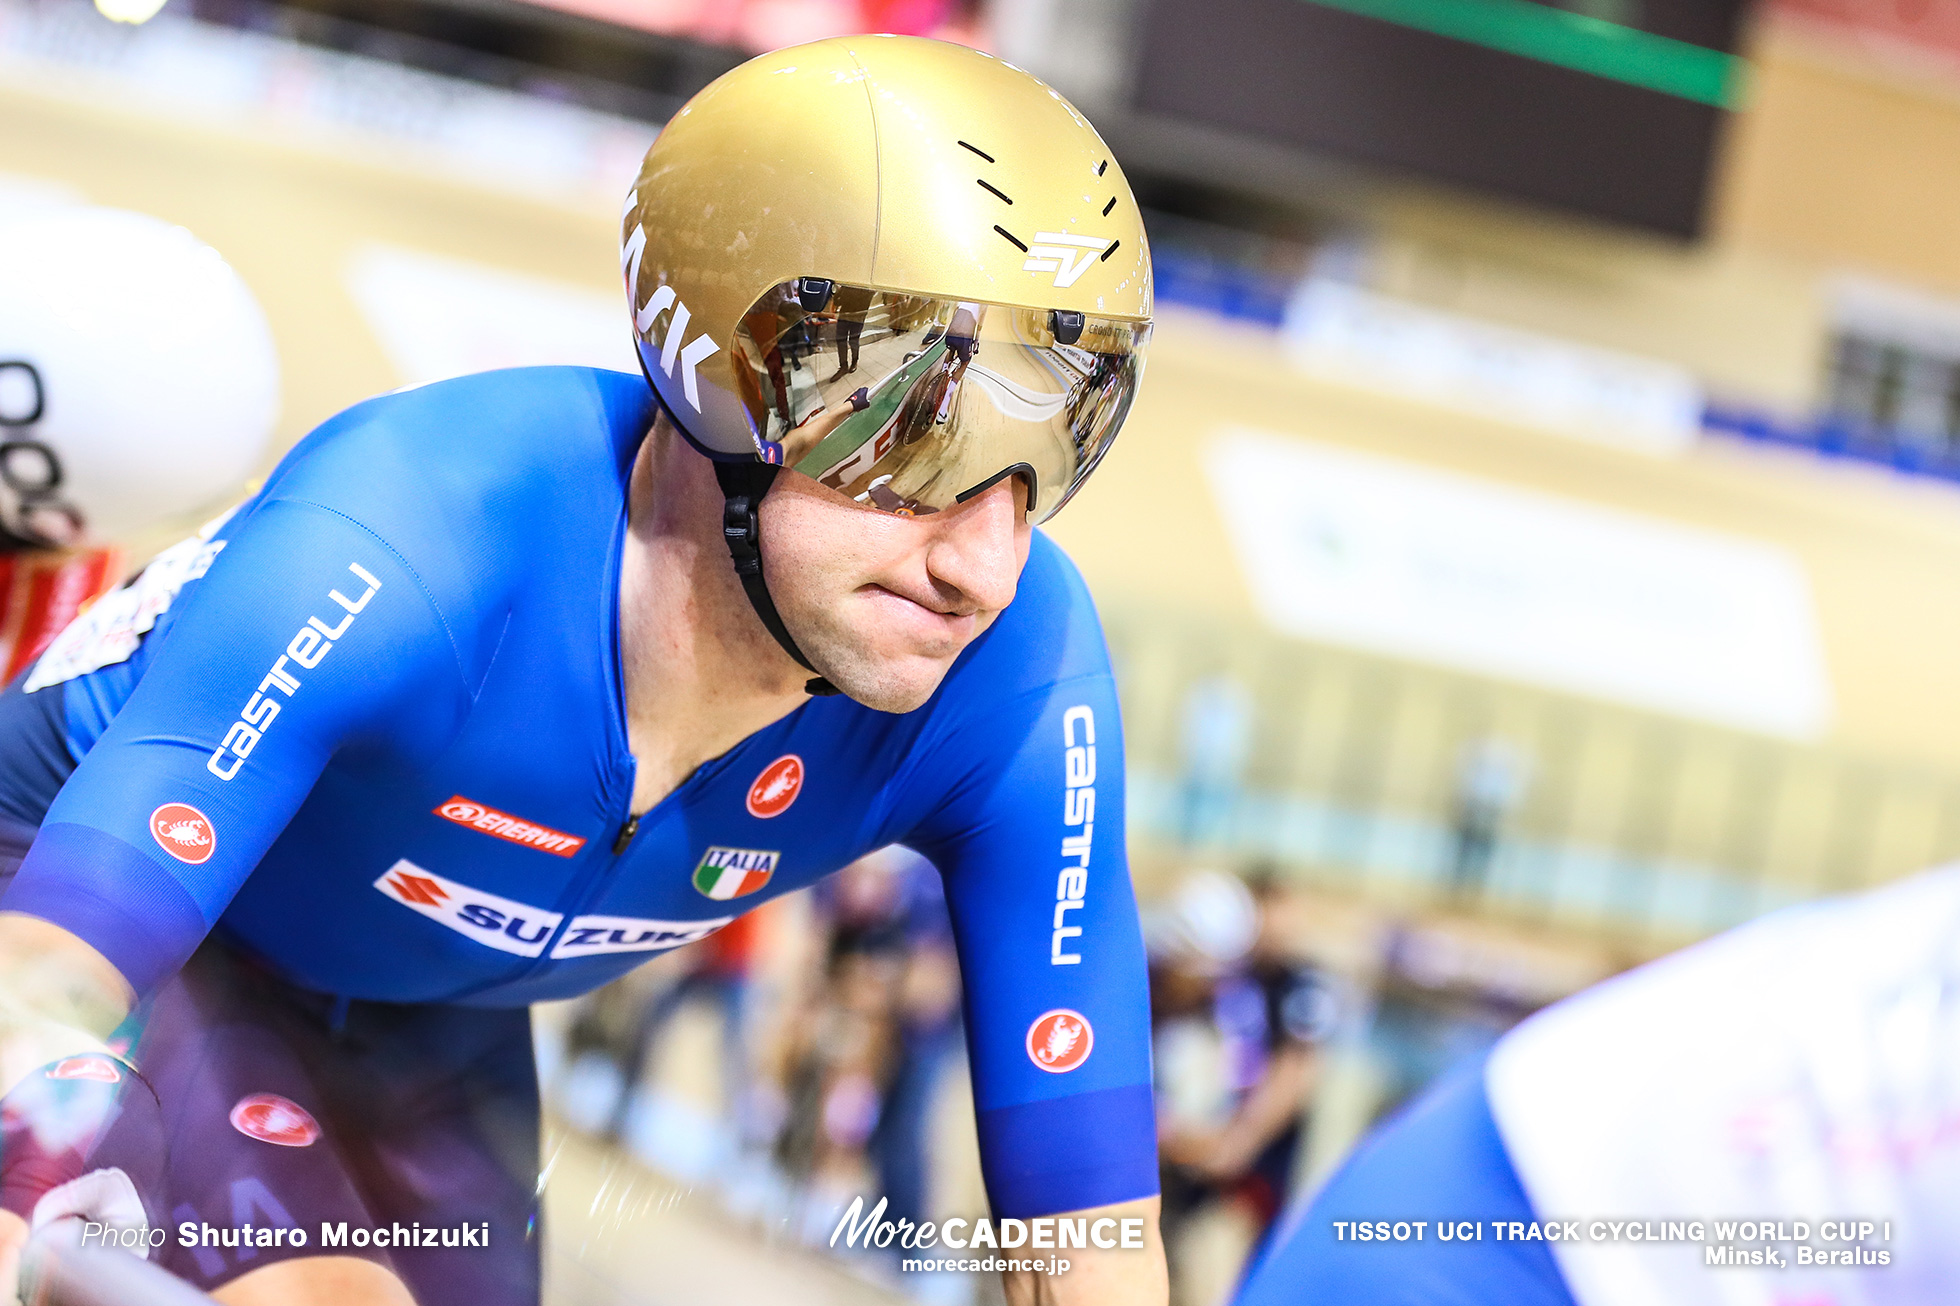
left=621, top=211, right=721, bottom=413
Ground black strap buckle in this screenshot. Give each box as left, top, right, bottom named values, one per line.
left=710, top=460, right=838, bottom=695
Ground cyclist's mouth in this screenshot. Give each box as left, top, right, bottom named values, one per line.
left=859, top=583, right=982, bottom=652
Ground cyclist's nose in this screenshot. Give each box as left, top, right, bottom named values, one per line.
left=922, top=478, right=1026, bottom=615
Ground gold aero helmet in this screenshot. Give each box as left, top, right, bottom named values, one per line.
left=620, top=36, right=1151, bottom=527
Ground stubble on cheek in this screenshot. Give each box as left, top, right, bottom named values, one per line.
left=758, top=475, right=1020, bottom=711
left=794, top=583, right=979, bottom=712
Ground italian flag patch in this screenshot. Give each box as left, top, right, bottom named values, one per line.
left=692, top=846, right=778, bottom=900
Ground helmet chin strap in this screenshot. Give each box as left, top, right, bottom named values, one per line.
left=712, top=460, right=840, bottom=697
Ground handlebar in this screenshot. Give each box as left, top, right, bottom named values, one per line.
left=20, top=1233, right=220, bottom=1306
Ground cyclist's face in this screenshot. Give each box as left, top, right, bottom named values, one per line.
left=762, top=468, right=1032, bottom=712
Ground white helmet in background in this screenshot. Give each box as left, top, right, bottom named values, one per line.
left=1146, top=870, right=1260, bottom=973
left=0, top=207, right=279, bottom=548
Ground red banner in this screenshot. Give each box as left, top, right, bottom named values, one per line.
left=0, top=548, right=125, bottom=684
left=1772, top=0, right=1960, bottom=65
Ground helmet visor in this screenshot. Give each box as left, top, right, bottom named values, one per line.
left=729, top=280, right=1148, bottom=523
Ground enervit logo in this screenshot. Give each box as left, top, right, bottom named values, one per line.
left=47, top=1056, right=120, bottom=1083
left=1026, top=1009, right=1093, bottom=1073
left=746, top=755, right=804, bottom=819
left=692, top=846, right=778, bottom=900
left=374, top=860, right=563, bottom=957
left=150, top=803, right=216, bottom=865
left=229, top=1094, right=320, bottom=1147
left=1023, top=233, right=1112, bottom=289
left=549, top=912, right=731, bottom=959
left=434, top=796, right=586, bottom=857
left=621, top=211, right=721, bottom=412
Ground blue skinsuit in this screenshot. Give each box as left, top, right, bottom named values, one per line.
left=0, top=367, right=1154, bottom=1218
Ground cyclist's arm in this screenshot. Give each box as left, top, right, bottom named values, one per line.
left=0, top=497, right=468, bottom=1067
left=1001, top=1197, right=1165, bottom=1306
left=907, top=667, right=1164, bottom=1306
left=0, top=916, right=128, bottom=1094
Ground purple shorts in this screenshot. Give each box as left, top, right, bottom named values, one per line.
left=91, top=940, right=541, bottom=1306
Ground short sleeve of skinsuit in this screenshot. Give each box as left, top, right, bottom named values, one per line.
left=897, top=539, right=1157, bottom=1218
left=0, top=393, right=498, bottom=994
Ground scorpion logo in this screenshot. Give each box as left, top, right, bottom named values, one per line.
left=1039, top=1018, right=1081, bottom=1064
left=1026, top=1009, right=1094, bottom=1073
left=746, top=754, right=804, bottom=818
left=158, top=821, right=208, bottom=848
left=149, top=802, right=216, bottom=864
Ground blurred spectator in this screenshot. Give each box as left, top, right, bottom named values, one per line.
left=770, top=927, right=903, bottom=1204
left=864, top=849, right=962, bottom=1232
left=1150, top=870, right=1336, bottom=1305
left=600, top=910, right=764, bottom=1142
left=1178, top=676, right=1254, bottom=846
left=829, top=283, right=877, bottom=379
left=553, top=844, right=972, bottom=1285
left=1448, top=735, right=1531, bottom=897
left=762, top=847, right=962, bottom=1237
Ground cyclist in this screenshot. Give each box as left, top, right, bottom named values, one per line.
left=1234, top=866, right=1960, bottom=1306
left=0, top=35, right=1162, bottom=1306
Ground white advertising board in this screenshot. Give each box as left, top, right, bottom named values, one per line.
left=1208, top=426, right=1832, bottom=738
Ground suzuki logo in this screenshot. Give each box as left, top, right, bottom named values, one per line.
left=387, top=871, right=448, bottom=907
left=1023, top=232, right=1111, bottom=289
left=622, top=212, right=721, bottom=412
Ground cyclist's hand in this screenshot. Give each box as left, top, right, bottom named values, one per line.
left=0, top=1056, right=162, bottom=1256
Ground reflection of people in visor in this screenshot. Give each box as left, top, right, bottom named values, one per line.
left=757, top=386, right=869, bottom=468
left=829, top=283, right=875, bottom=379
left=935, top=304, right=981, bottom=425
left=732, top=284, right=1146, bottom=522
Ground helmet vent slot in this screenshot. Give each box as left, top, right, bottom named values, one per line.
left=993, top=225, right=1029, bottom=252
left=1102, top=197, right=1117, bottom=216
left=1100, top=240, right=1121, bottom=262
left=958, top=140, right=996, bottom=163
left=977, top=180, right=1014, bottom=205
left=1096, top=159, right=1109, bottom=176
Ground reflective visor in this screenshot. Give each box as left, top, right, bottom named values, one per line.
left=730, top=280, right=1148, bottom=523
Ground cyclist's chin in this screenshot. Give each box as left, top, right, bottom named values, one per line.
left=810, top=641, right=962, bottom=714
left=800, top=612, right=986, bottom=713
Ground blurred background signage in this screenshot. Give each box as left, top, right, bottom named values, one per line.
left=1133, top=0, right=1749, bottom=236
left=344, top=243, right=635, bottom=386
left=1207, top=425, right=1832, bottom=738
left=1284, top=279, right=1704, bottom=454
